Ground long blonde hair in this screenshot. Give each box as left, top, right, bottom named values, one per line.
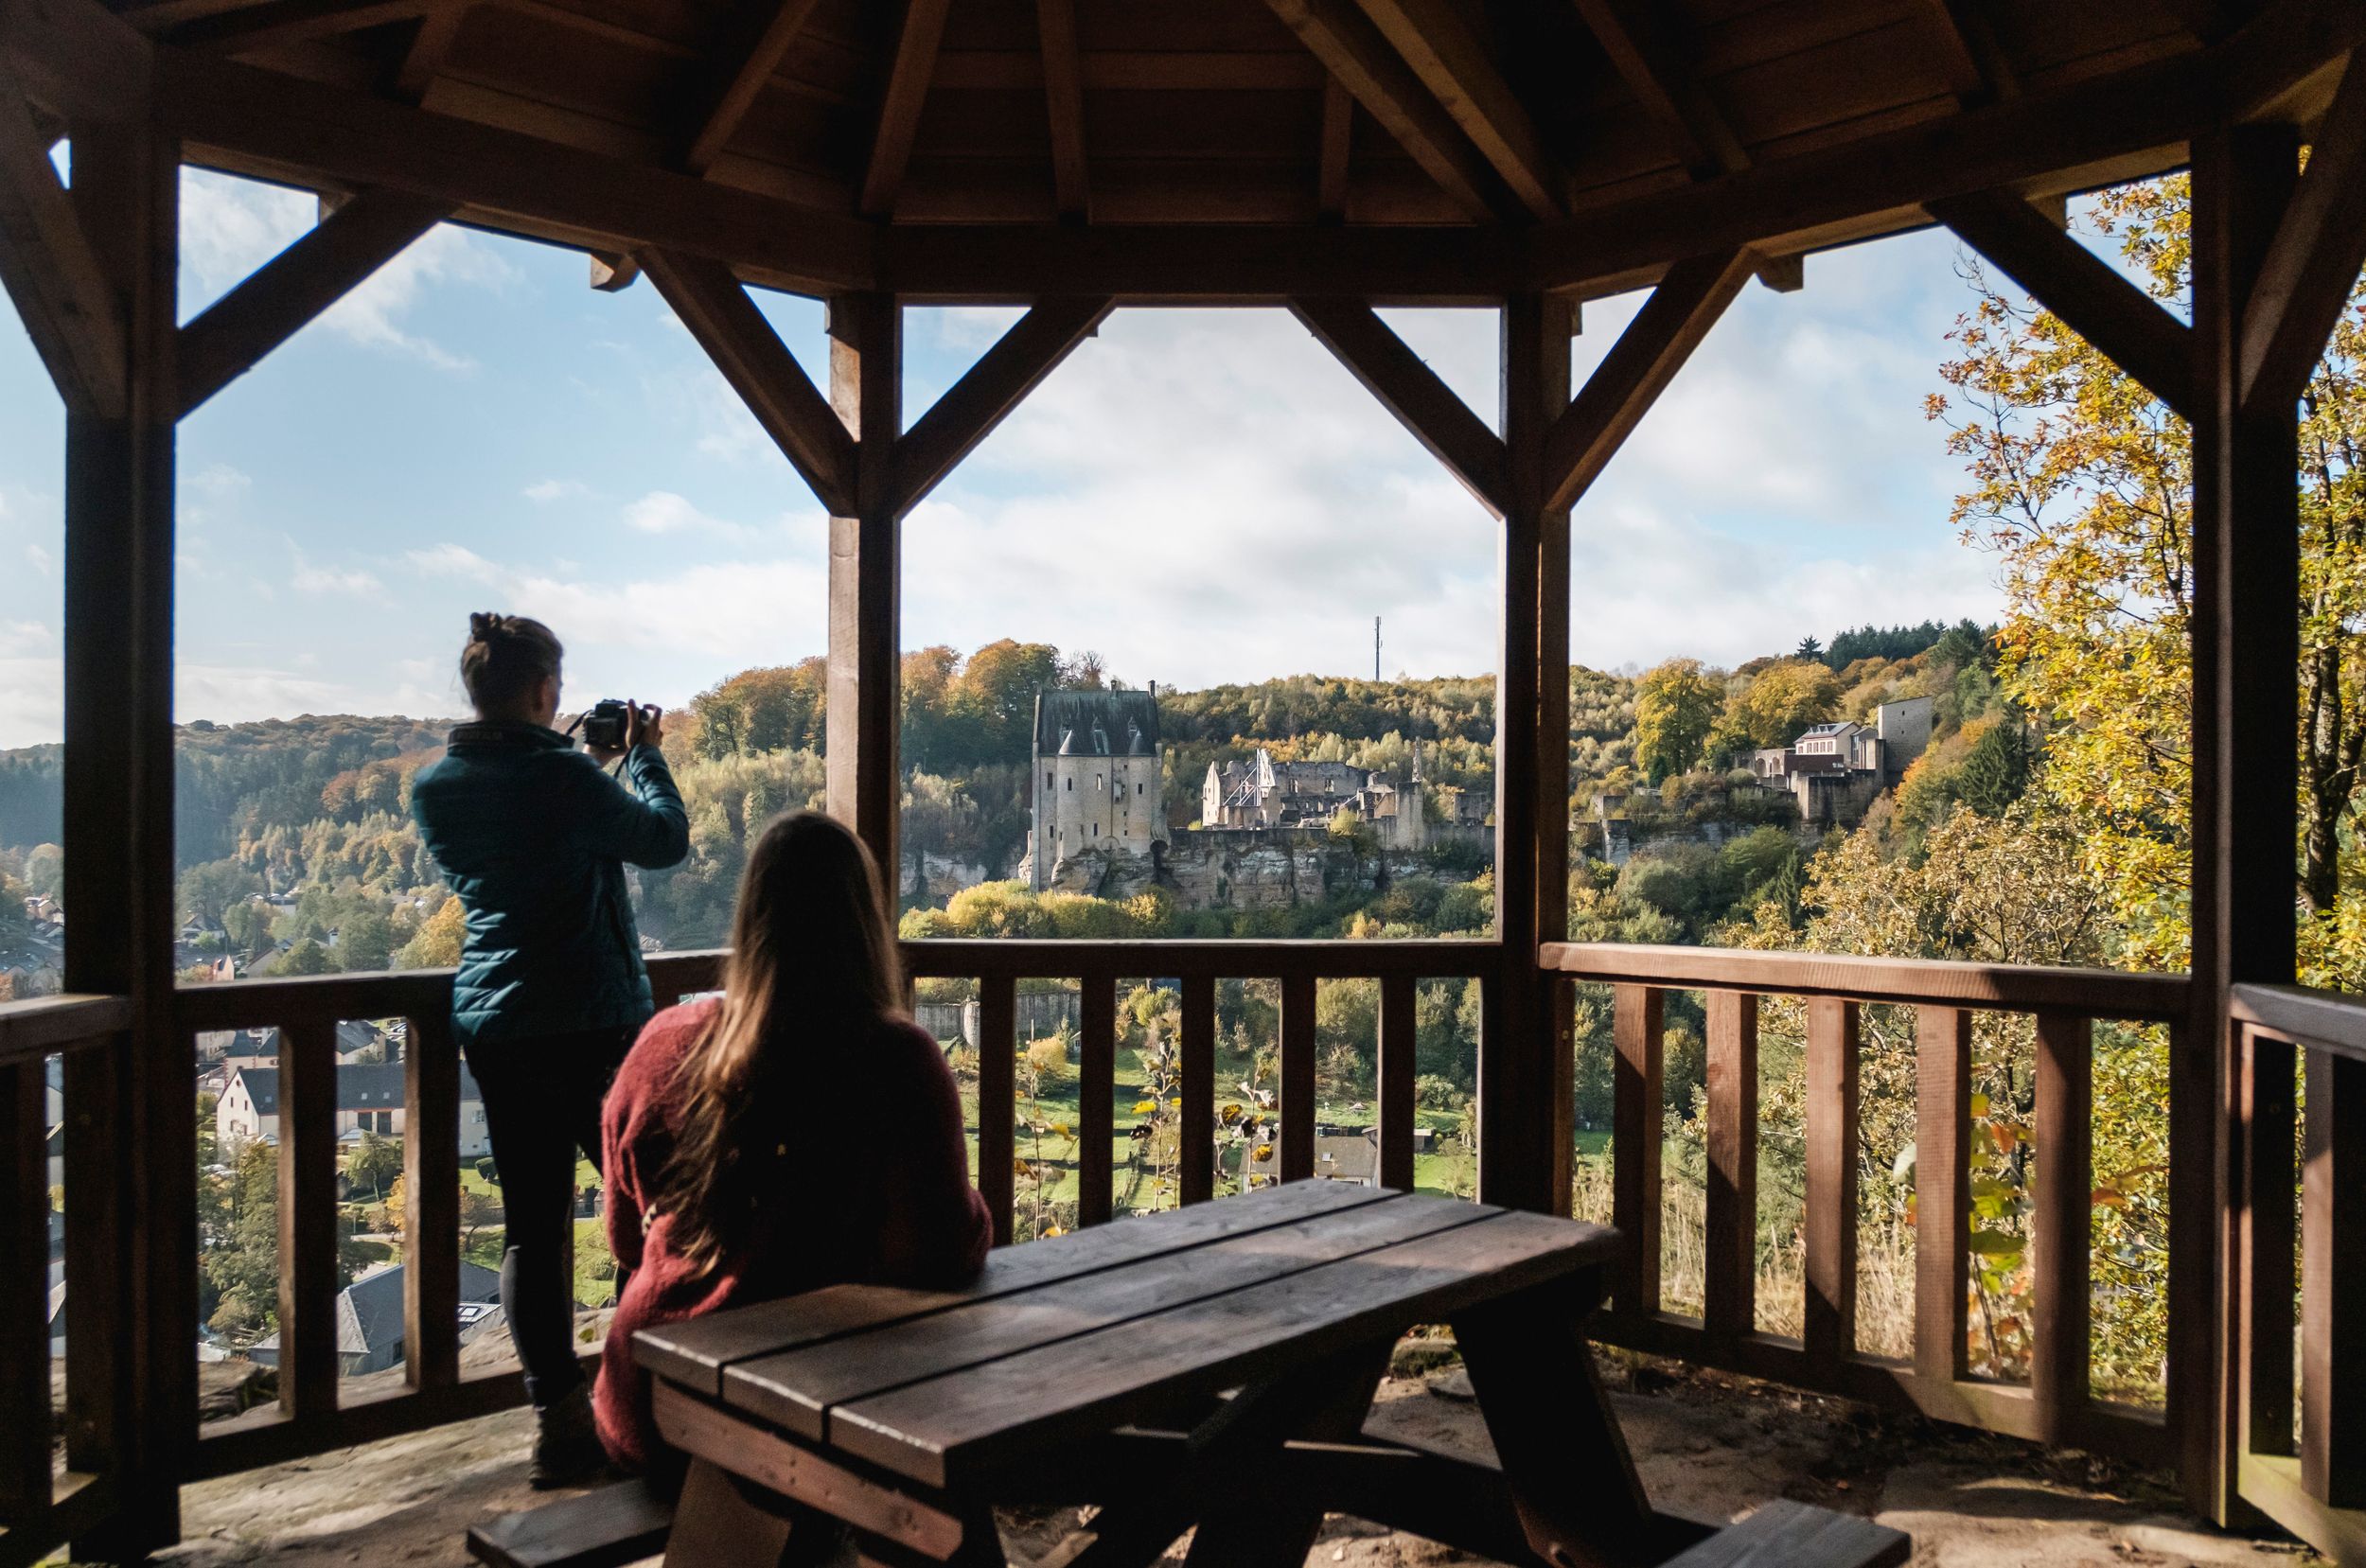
left=656, top=811, right=903, bottom=1277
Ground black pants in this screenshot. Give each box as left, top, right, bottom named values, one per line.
left=466, top=1025, right=635, bottom=1409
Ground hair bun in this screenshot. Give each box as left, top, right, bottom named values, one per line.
left=468, top=611, right=502, bottom=640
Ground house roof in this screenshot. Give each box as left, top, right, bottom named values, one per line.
left=251, top=1260, right=505, bottom=1359
left=225, top=1062, right=483, bottom=1118
left=1034, top=689, right=1161, bottom=756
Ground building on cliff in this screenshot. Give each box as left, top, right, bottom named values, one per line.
left=1026, top=687, right=1165, bottom=892
left=1745, top=695, right=1934, bottom=827
left=1199, top=743, right=1428, bottom=851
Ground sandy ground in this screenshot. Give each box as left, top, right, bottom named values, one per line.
left=139, top=1350, right=2322, bottom=1568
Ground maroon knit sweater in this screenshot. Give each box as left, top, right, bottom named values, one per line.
left=592, top=997, right=991, bottom=1472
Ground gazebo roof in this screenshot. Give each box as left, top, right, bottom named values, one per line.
left=52, top=0, right=2354, bottom=302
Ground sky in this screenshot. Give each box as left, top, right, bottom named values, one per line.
left=0, top=166, right=2022, bottom=749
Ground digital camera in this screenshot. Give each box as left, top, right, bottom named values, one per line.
left=580, top=699, right=634, bottom=750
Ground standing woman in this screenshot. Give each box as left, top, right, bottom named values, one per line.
left=594, top=811, right=990, bottom=1483
left=411, top=613, right=689, bottom=1485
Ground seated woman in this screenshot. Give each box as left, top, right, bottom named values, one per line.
left=594, top=811, right=992, bottom=1478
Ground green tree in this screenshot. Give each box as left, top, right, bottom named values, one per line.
left=275, top=938, right=338, bottom=977
left=397, top=894, right=466, bottom=968
left=336, top=908, right=397, bottom=973
left=178, top=856, right=259, bottom=930
left=344, top=1130, right=401, bottom=1201
left=221, top=898, right=274, bottom=956
left=1633, top=659, right=1720, bottom=784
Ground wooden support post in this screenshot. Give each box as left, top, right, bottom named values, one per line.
left=403, top=1009, right=460, bottom=1390
left=1280, top=972, right=1316, bottom=1183
left=1178, top=974, right=1215, bottom=1206
left=1610, top=984, right=1663, bottom=1316
left=1804, top=998, right=1860, bottom=1361
left=2030, top=1011, right=2092, bottom=1440
left=1378, top=975, right=1417, bottom=1192
left=823, top=292, right=901, bottom=884
left=978, top=976, right=1015, bottom=1244
left=1078, top=975, right=1114, bottom=1224
left=1703, top=991, right=1757, bottom=1339
left=1477, top=291, right=1570, bottom=1216
left=2301, top=1049, right=2362, bottom=1506
left=2193, top=119, right=2301, bottom=1524
left=1914, top=1006, right=1971, bottom=1388
left=59, top=115, right=182, bottom=1559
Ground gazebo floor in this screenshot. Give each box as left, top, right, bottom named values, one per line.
left=157, top=1359, right=2319, bottom=1568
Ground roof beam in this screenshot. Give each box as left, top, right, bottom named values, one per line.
left=641, top=248, right=856, bottom=514
left=1351, top=0, right=1563, bottom=220
left=1930, top=189, right=2196, bottom=418
left=859, top=0, right=951, bottom=218
left=0, top=0, right=152, bottom=121
left=1266, top=0, right=1511, bottom=221
left=389, top=2, right=466, bottom=97
left=154, top=0, right=442, bottom=54
left=677, top=0, right=825, bottom=176
left=1544, top=247, right=1752, bottom=512
left=891, top=295, right=1113, bottom=515
left=1316, top=75, right=1352, bottom=219
left=2241, top=57, right=2366, bottom=413
left=1037, top=0, right=1087, bottom=220
left=178, top=185, right=452, bottom=415
left=159, top=51, right=877, bottom=294
left=1907, top=0, right=2019, bottom=102
left=0, top=62, right=126, bottom=416
left=1291, top=295, right=1509, bottom=516
left=1568, top=0, right=1744, bottom=178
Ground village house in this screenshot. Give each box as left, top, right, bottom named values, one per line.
left=215, top=1062, right=490, bottom=1159
left=249, top=1260, right=507, bottom=1378
left=1747, top=696, right=1933, bottom=827
left=1199, top=743, right=1430, bottom=851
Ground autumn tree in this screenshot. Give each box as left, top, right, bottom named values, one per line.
left=1633, top=659, right=1721, bottom=784
left=1709, top=661, right=1842, bottom=757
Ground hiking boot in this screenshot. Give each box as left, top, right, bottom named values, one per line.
left=529, top=1383, right=609, bottom=1489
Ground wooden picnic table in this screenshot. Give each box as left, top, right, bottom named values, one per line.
left=629, top=1182, right=1862, bottom=1568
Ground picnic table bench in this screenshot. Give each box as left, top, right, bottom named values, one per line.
left=485, top=1183, right=1908, bottom=1568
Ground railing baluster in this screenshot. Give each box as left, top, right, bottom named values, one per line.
left=1915, top=1005, right=1971, bottom=1387
left=1611, top=984, right=1663, bottom=1317
left=2032, top=1010, right=2092, bottom=1437
left=402, top=1012, right=460, bottom=1391
left=977, top=977, right=1015, bottom=1245
left=1178, top=976, right=1214, bottom=1206
left=1704, top=990, right=1757, bottom=1339
left=1280, top=973, right=1316, bottom=1183
left=1805, top=997, right=1860, bottom=1361
left=2301, top=1048, right=2363, bottom=1506
left=1079, top=975, right=1114, bottom=1225
left=1379, top=975, right=1417, bottom=1193
left=2, top=1057, right=51, bottom=1521
left=278, top=1017, right=341, bottom=1418
left=62, top=1036, right=123, bottom=1475
left=2237, top=1024, right=2298, bottom=1459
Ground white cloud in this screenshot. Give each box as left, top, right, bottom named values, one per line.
left=177, top=169, right=516, bottom=373
left=524, top=478, right=592, bottom=503
left=291, top=560, right=382, bottom=595
left=0, top=621, right=53, bottom=656
left=187, top=463, right=253, bottom=501
left=405, top=542, right=502, bottom=581
left=24, top=543, right=52, bottom=575
left=622, top=490, right=749, bottom=537
left=0, top=659, right=62, bottom=749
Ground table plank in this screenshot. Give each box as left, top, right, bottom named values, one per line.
left=831, top=1211, right=1617, bottom=1488
left=636, top=1180, right=1387, bottom=1394
left=725, top=1192, right=1478, bottom=1437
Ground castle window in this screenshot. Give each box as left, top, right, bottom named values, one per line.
left=1092, top=822, right=1099, bottom=837
left=1066, top=777, right=1073, bottom=792
left=1098, top=774, right=1105, bottom=791
left=1045, top=771, right=1052, bottom=789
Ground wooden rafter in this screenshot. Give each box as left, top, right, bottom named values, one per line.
left=178, top=185, right=452, bottom=416
left=1351, top=0, right=1563, bottom=220
left=640, top=250, right=856, bottom=514
left=0, top=0, right=152, bottom=122
left=1316, top=76, right=1352, bottom=219
left=678, top=0, right=824, bottom=177
left=2241, top=59, right=2366, bottom=414
left=890, top=295, right=1113, bottom=515
left=1543, top=247, right=1753, bottom=513
left=1037, top=0, right=1087, bottom=220
left=588, top=251, right=638, bottom=291
left=1568, top=0, right=1743, bottom=179
left=1266, top=0, right=1510, bottom=222
left=1907, top=0, right=2018, bottom=102
left=390, top=3, right=467, bottom=98
left=1929, top=189, right=2196, bottom=418
left=859, top=0, right=952, bottom=219
left=155, top=0, right=441, bottom=53
left=0, top=63, right=125, bottom=416
left=1291, top=295, right=1509, bottom=516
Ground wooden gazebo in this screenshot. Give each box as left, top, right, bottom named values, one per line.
left=2, top=0, right=2363, bottom=1560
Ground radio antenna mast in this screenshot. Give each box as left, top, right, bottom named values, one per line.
left=1374, top=616, right=1382, bottom=682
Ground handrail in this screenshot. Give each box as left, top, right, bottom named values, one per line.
left=1543, top=941, right=2190, bottom=1020
left=0, top=991, right=131, bottom=1066
left=2230, top=980, right=2366, bottom=1064
left=903, top=938, right=1498, bottom=978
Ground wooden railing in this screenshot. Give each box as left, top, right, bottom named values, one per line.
left=2224, top=982, right=2366, bottom=1561
left=1542, top=943, right=2196, bottom=1471
left=0, top=992, right=132, bottom=1568
left=902, top=940, right=1498, bottom=1242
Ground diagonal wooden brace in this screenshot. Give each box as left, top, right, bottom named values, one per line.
left=890, top=294, right=1114, bottom=517
left=1291, top=293, right=1510, bottom=518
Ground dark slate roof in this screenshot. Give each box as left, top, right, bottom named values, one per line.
left=230, top=1062, right=483, bottom=1117
left=1033, top=689, right=1160, bottom=756
left=345, top=1260, right=503, bottom=1356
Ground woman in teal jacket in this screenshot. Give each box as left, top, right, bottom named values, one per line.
left=411, top=613, right=688, bottom=1486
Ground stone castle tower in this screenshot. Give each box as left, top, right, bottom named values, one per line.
left=1027, top=687, right=1164, bottom=891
